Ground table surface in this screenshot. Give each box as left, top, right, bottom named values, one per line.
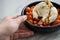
left=0, top=0, right=60, bottom=40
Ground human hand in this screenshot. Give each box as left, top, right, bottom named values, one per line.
left=0, top=15, right=34, bottom=40
left=0, top=15, right=27, bottom=36
left=10, top=26, right=34, bottom=40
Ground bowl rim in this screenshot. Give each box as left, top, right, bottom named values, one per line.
left=21, top=1, right=60, bottom=28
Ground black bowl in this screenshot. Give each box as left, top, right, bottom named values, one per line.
left=21, top=1, right=60, bottom=33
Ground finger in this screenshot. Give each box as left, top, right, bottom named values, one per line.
left=19, top=31, right=34, bottom=38
left=16, top=15, right=27, bottom=24
left=14, top=31, right=34, bottom=39
left=6, top=14, right=21, bottom=19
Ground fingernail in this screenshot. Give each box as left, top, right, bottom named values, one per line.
left=22, top=15, right=27, bottom=20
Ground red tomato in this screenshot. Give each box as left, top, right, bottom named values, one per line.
left=29, top=11, right=32, bottom=15
left=57, top=9, right=60, bottom=14
left=57, top=15, right=60, bottom=20
left=53, top=19, right=60, bottom=24
left=30, top=6, right=34, bottom=12
left=37, top=21, right=43, bottom=26
left=26, top=12, right=29, bottom=15
left=33, top=18, right=40, bottom=22
left=43, top=23, right=50, bottom=26
left=25, top=7, right=31, bottom=12
left=33, top=21, right=37, bottom=24
left=27, top=15, right=33, bottom=20
left=28, top=20, right=33, bottom=23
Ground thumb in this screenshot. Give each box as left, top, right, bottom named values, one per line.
left=16, top=15, right=27, bottom=24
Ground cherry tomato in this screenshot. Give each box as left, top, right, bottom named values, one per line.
left=57, top=9, right=60, bottom=14
left=27, top=15, right=33, bottom=20
left=33, top=21, right=37, bottom=24
left=28, top=20, right=33, bottom=23
left=53, top=19, right=60, bottom=24
left=37, top=21, right=43, bottom=26
left=33, top=18, right=40, bottom=22
left=26, top=12, right=29, bottom=15
left=57, top=15, right=60, bottom=20
left=43, top=23, right=50, bottom=26
left=25, top=7, right=31, bottom=12
left=30, top=6, right=34, bottom=12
